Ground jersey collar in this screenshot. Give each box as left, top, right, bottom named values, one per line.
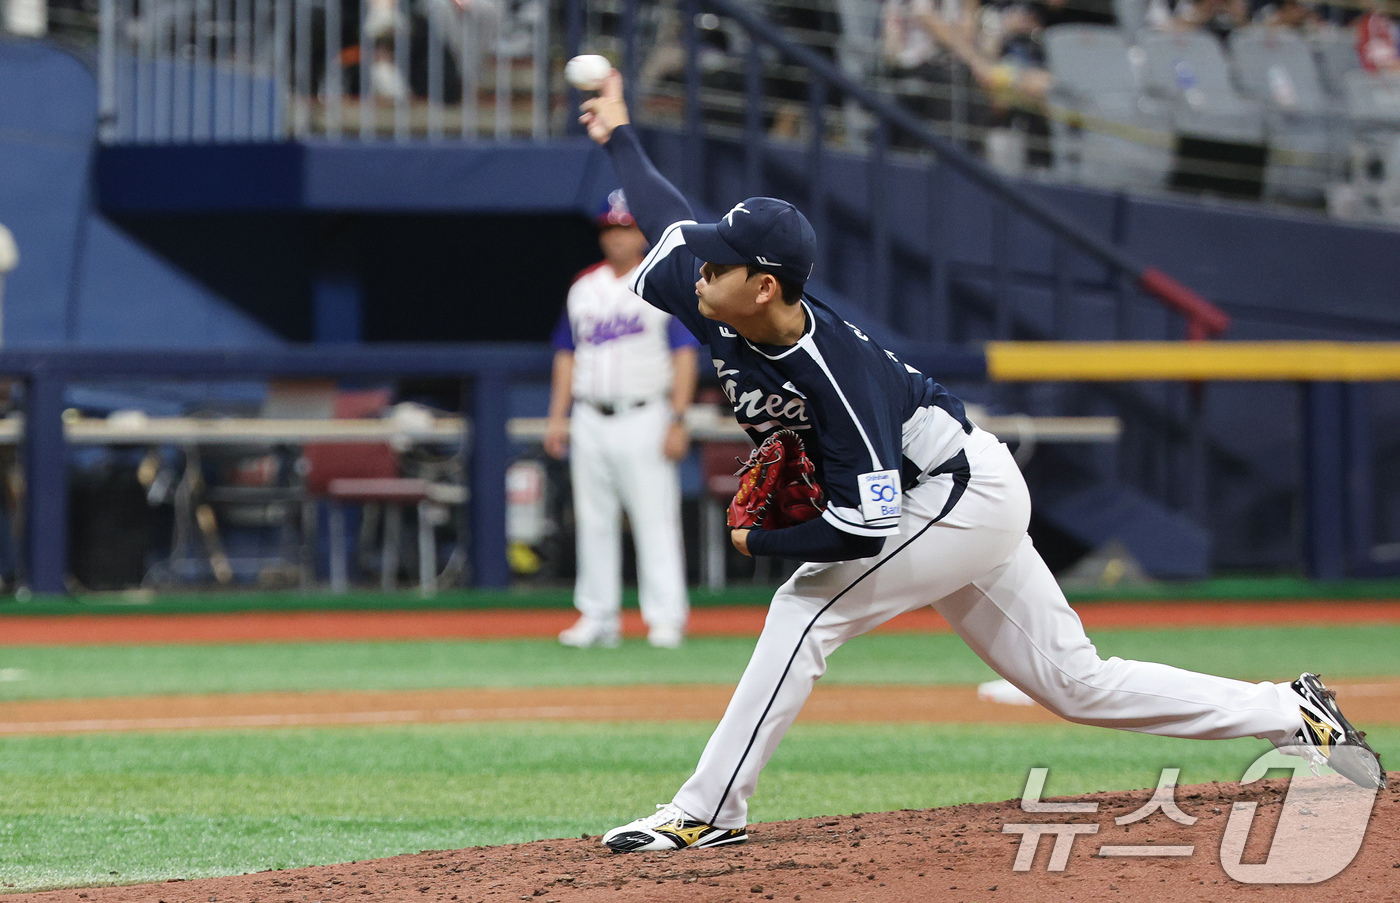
left=742, top=299, right=814, bottom=361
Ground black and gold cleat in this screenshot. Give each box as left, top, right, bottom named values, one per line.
left=1281, top=672, right=1387, bottom=790
left=602, top=803, right=748, bottom=852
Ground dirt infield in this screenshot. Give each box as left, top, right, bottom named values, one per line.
left=6, top=777, right=1397, bottom=903
left=3, top=600, right=1400, bottom=646
left=3, top=679, right=1399, bottom=735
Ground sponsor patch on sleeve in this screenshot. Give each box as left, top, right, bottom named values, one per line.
left=857, top=469, right=902, bottom=523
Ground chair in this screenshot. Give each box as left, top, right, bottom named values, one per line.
left=1343, top=69, right=1400, bottom=134
left=699, top=438, right=753, bottom=591
left=1229, top=26, right=1339, bottom=200
left=302, top=441, right=438, bottom=595
left=1311, top=25, right=1361, bottom=98
left=1140, top=30, right=1267, bottom=143
left=180, top=379, right=342, bottom=588
left=1340, top=70, right=1400, bottom=218
left=1043, top=25, right=1175, bottom=190
left=1113, top=0, right=1148, bottom=42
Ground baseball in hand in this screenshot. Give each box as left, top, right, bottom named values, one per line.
left=565, top=54, right=612, bottom=91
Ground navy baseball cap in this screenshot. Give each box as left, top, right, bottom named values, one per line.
left=595, top=188, right=636, bottom=228
left=680, top=198, right=816, bottom=282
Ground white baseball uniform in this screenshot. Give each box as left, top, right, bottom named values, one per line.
left=552, top=261, right=697, bottom=636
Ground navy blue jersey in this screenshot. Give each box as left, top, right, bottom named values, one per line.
left=631, top=221, right=972, bottom=539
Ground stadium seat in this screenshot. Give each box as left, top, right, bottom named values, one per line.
left=1229, top=26, right=1339, bottom=201
left=1043, top=25, right=1175, bottom=190
left=1343, top=69, right=1400, bottom=134
left=698, top=438, right=753, bottom=592
left=1311, top=25, right=1362, bottom=99
left=1139, top=30, right=1267, bottom=144
left=1340, top=70, right=1400, bottom=218
left=1112, top=0, right=1149, bottom=42
left=302, top=442, right=439, bottom=595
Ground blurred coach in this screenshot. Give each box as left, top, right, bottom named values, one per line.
left=544, top=190, right=698, bottom=649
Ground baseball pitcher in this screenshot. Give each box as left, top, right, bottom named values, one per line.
left=574, top=70, right=1385, bottom=853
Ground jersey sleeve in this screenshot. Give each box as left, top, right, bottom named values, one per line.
left=666, top=315, right=700, bottom=350
left=802, top=341, right=907, bottom=538
left=744, top=516, right=885, bottom=562
left=549, top=307, right=574, bottom=352
left=603, top=125, right=694, bottom=246
left=628, top=221, right=710, bottom=344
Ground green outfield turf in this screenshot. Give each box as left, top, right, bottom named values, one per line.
left=1, top=575, right=1399, bottom=616
left=7, top=722, right=1395, bottom=893
left=1, top=624, right=1398, bottom=701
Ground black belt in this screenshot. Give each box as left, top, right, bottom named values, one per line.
left=586, top=399, right=649, bottom=417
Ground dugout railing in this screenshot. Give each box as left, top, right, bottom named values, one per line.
left=0, top=344, right=551, bottom=595
left=6, top=342, right=1397, bottom=595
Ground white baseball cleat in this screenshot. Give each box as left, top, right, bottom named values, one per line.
left=1276, top=672, right=1386, bottom=789
left=557, top=617, right=621, bottom=649
left=602, top=803, right=748, bottom=853
left=647, top=626, right=685, bottom=649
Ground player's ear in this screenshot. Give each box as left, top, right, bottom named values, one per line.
left=755, top=273, right=780, bottom=306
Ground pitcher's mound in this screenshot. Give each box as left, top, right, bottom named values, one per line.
left=11, top=776, right=1397, bottom=903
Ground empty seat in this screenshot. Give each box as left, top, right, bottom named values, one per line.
left=1113, top=0, right=1149, bottom=41
left=1344, top=69, right=1400, bottom=133
left=303, top=442, right=442, bottom=595
left=1140, top=30, right=1267, bottom=143
left=1311, top=25, right=1361, bottom=98
left=1043, top=24, right=1174, bottom=189
left=1230, top=26, right=1339, bottom=200
left=1231, top=27, right=1329, bottom=111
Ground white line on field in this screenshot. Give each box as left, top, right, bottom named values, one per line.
left=0, top=704, right=712, bottom=734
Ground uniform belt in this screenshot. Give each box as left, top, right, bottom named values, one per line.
left=585, top=399, right=650, bottom=417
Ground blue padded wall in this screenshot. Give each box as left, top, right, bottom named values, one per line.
left=72, top=213, right=278, bottom=347
left=0, top=38, right=279, bottom=348
left=0, top=39, right=94, bottom=345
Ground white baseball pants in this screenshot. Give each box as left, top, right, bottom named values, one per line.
left=673, top=427, right=1302, bottom=829
left=569, top=401, right=688, bottom=633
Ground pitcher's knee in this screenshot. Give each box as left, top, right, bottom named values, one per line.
left=1028, top=655, right=1118, bottom=722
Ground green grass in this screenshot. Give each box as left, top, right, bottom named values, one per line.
left=2, top=624, right=1399, bottom=701
left=8, top=721, right=1395, bottom=893
left=0, top=586, right=781, bottom=616
left=1, top=576, right=1398, bottom=617
left=2, top=621, right=1397, bottom=892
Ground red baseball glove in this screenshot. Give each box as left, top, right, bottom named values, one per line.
left=727, top=430, right=825, bottom=530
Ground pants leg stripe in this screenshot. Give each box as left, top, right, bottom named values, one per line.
left=706, top=452, right=971, bottom=825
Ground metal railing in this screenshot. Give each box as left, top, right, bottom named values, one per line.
left=97, top=0, right=556, bottom=142
left=629, top=0, right=1232, bottom=532
left=0, top=345, right=552, bottom=593
left=92, top=0, right=1362, bottom=214
left=644, top=0, right=1229, bottom=343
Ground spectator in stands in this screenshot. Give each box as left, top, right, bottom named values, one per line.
left=903, top=1, right=1055, bottom=109
left=1355, top=0, right=1400, bottom=72
left=763, top=0, right=843, bottom=137
left=1026, top=0, right=1115, bottom=28
left=882, top=0, right=988, bottom=145
left=1172, top=0, right=1250, bottom=41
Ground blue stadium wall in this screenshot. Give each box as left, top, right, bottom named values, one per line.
left=0, top=39, right=277, bottom=347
